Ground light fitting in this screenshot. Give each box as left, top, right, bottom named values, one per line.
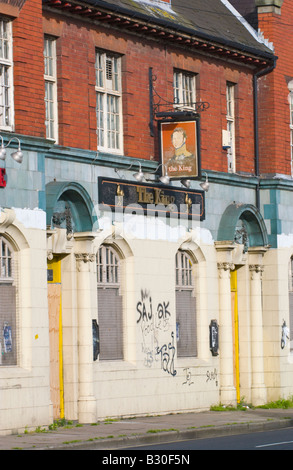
left=115, top=161, right=171, bottom=185
left=200, top=172, right=209, bottom=192
left=181, top=179, right=191, bottom=188
left=133, top=163, right=144, bottom=182
left=149, top=163, right=170, bottom=184
left=0, top=136, right=23, bottom=164
left=159, top=174, right=170, bottom=185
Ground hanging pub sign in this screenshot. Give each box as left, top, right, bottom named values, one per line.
left=98, top=177, right=205, bottom=221
left=159, top=118, right=201, bottom=181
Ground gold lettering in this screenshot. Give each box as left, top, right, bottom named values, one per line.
left=137, top=187, right=154, bottom=204
left=137, top=186, right=145, bottom=203
left=154, top=188, right=175, bottom=205
left=154, top=188, right=161, bottom=205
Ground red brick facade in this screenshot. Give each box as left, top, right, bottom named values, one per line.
left=257, top=2, right=293, bottom=175
left=7, top=0, right=273, bottom=177
left=13, top=0, right=45, bottom=138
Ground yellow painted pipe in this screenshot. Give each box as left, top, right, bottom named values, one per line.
left=47, top=257, right=64, bottom=419
left=231, top=270, right=240, bottom=404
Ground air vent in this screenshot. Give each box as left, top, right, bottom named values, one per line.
left=106, top=58, right=112, bottom=81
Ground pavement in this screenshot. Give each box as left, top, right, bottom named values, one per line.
left=1, top=407, right=293, bottom=450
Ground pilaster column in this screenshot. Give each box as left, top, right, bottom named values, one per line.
left=74, top=233, right=97, bottom=423
left=215, top=241, right=237, bottom=406
left=248, top=246, right=267, bottom=406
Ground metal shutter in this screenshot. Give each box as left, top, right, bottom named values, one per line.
left=98, top=287, right=123, bottom=360
left=0, top=284, right=17, bottom=365
left=176, top=289, right=197, bottom=357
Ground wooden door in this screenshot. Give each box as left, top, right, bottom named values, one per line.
left=47, top=258, right=64, bottom=420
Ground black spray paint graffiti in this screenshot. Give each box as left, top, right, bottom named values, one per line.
left=137, top=289, right=175, bottom=373
left=281, top=320, right=290, bottom=349
left=156, top=332, right=177, bottom=377
left=182, top=368, right=194, bottom=386
left=206, top=368, right=218, bottom=386
left=136, top=290, right=171, bottom=331
left=182, top=368, right=219, bottom=387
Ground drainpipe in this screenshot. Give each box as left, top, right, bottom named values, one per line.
left=253, top=57, right=277, bottom=209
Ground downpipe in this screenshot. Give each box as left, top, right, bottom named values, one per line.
left=253, top=57, right=277, bottom=209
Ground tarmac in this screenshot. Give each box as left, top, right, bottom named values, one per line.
left=1, top=407, right=293, bottom=450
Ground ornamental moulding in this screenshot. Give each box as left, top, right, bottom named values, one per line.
left=249, top=264, right=264, bottom=273
left=75, top=253, right=96, bottom=263
left=217, top=262, right=235, bottom=271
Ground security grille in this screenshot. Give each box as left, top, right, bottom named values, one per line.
left=97, top=245, right=123, bottom=360
left=0, top=237, right=17, bottom=365
left=175, top=251, right=197, bottom=357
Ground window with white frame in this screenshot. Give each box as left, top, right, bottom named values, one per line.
left=226, top=82, right=236, bottom=173
left=175, top=250, right=197, bottom=357
left=0, top=19, right=13, bottom=130
left=0, top=236, right=17, bottom=366
left=44, top=36, right=58, bottom=141
left=96, top=244, right=123, bottom=360
left=95, top=51, right=123, bottom=153
left=290, top=93, right=293, bottom=176
left=173, top=70, right=196, bottom=109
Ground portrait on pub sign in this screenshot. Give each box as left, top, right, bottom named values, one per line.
left=160, top=120, right=199, bottom=180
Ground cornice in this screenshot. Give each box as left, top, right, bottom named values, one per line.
left=42, top=0, right=275, bottom=68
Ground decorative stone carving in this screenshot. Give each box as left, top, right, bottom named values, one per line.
left=75, top=253, right=96, bottom=263
left=0, top=208, right=16, bottom=231
left=249, top=264, right=264, bottom=280
left=75, top=253, right=96, bottom=272
left=217, top=262, right=235, bottom=278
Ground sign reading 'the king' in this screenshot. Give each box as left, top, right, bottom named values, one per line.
left=98, top=177, right=205, bottom=221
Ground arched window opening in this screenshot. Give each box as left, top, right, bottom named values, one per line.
left=96, top=245, right=123, bottom=361
left=0, top=237, right=17, bottom=365
left=175, top=250, right=197, bottom=357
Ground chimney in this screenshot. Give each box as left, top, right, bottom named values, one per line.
left=255, top=0, right=283, bottom=14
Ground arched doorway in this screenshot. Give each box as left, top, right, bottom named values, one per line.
left=217, top=203, right=268, bottom=405
left=46, top=181, right=97, bottom=419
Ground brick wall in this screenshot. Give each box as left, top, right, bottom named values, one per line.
left=257, top=2, right=293, bottom=175
left=13, top=0, right=45, bottom=138
left=39, top=10, right=256, bottom=173
left=10, top=3, right=257, bottom=175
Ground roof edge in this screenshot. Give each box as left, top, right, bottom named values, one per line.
left=43, top=0, right=276, bottom=63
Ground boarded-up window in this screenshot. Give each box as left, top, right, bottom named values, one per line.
left=97, top=245, right=123, bottom=360
left=175, top=251, right=197, bottom=357
left=0, top=237, right=17, bottom=365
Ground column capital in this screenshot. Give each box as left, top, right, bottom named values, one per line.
left=249, top=264, right=264, bottom=280
left=75, top=252, right=96, bottom=271
left=249, top=264, right=264, bottom=273
left=217, top=262, right=235, bottom=278
left=75, top=252, right=96, bottom=263
left=217, top=262, right=235, bottom=271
